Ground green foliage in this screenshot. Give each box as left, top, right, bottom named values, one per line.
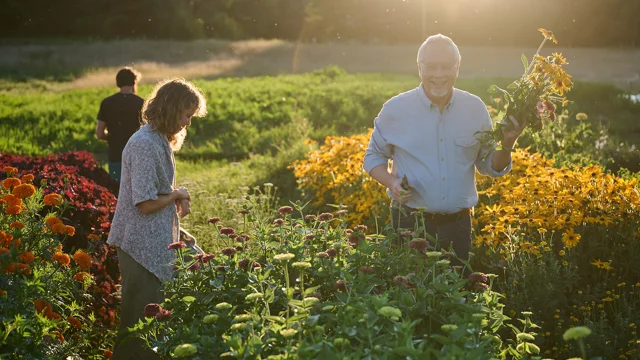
left=130, top=201, right=554, bottom=359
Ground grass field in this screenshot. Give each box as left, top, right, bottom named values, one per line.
left=2, top=39, right=640, bottom=91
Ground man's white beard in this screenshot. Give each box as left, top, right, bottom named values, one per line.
left=430, top=88, right=450, bottom=98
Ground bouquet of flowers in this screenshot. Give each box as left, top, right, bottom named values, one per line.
left=477, top=28, right=573, bottom=149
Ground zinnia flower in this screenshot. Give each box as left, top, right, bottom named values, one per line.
left=144, top=303, right=162, bottom=318
left=221, top=247, right=237, bottom=257
left=333, top=280, right=347, bottom=292
left=168, top=242, right=186, bottom=250
left=292, top=261, right=311, bottom=269
left=318, top=213, right=334, bottom=221
left=43, top=193, right=63, bottom=206
left=409, top=239, right=429, bottom=251
left=326, top=248, right=337, bottom=258
left=207, top=217, right=221, bottom=224
left=273, top=253, right=295, bottom=262
left=304, top=215, right=317, bottom=222
left=278, top=206, right=293, bottom=215
left=219, top=227, right=235, bottom=235
left=378, top=306, right=402, bottom=319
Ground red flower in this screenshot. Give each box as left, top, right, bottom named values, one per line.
left=168, top=242, right=186, bottom=250
left=221, top=247, right=237, bottom=257
left=409, top=239, right=429, bottom=251
left=144, top=304, right=162, bottom=318
left=220, top=227, right=235, bottom=236
left=318, top=213, right=333, bottom=221
left=207, top=217, right=221, bottom=224
left=278, top=206, right=293, bottom=215
left=333, top=280, right=347, bottom=292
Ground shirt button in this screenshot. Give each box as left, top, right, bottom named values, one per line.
left=441, top=157, right=444, bottom=161
left=442, top=177, right=446, bottom=181
left=440, top=138, right=443, bottom=142
left=442, top=196, right=445, bottom=200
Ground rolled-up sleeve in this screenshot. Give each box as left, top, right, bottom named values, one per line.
left=474, top=107, right=512, bottom=178
left=126, top=140, right=162, bottom=205
left=363, top=107, right=394, bottom=174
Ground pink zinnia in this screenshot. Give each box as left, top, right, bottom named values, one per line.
left=208, top=217, right=221, bottom=224
left=220, top=227, right=236, bottom=235
left=221, top=247, right=237, bottom=257
left=318, top=213, right=334, bottom=221
left=144, top=304, right=162, bottom=318
left=278, top=206, right=293, bottom=215
left=168, top=242, right=186, bottom=250
left=408, top=239, right=429, bottom=251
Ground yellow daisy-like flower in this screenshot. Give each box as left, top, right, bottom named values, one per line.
left=538, top=28, right=558, bottom=44
left=552, top=52, right=568, bottom=65
left=562, top=229, right=581, bottom=248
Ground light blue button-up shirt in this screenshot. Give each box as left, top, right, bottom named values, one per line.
left=363, top=85, right=512, bottom=213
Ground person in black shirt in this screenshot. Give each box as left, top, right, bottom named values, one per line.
left=96, top=67, right=145, bottom=183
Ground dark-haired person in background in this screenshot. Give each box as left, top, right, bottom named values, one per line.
left=96, top=67, right=145, bottom=183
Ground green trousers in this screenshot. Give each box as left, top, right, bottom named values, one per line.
left=112, top=248, right=163, bottom=360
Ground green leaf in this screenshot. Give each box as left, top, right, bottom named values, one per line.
left=488, top=84, right=499, bottom=93
left=182, top=296, right=196, bottom=303
left=521, top=53, right=529, bottom=72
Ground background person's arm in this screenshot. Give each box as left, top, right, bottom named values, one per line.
left=96, top=120, right=109, bottom=140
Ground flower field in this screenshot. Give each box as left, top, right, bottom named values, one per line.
left=1, top=70, right=639, bottom=359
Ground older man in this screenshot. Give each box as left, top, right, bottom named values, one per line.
left=363, top=34, right=525, bottom=264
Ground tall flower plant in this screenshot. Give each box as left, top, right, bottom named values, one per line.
left=477, top=28, right=573, bottom=149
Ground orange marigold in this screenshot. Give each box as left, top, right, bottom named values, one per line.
left=73, top=251, right=92, bottom=271
left=43, top=193, right=63, bottom=206
left=12, top=238, right=20, bottom=248
left=21, top=174, right=34, bottom=183
left=10, top=221, right=24, bottom=229
left=52, top=223, right=67, bottom=235
left=73, top=271, right=91, bottom=282
left=3, top=166, right=18, bottom=174
left=53, top=330, right=64, bottom=343
left=6, top=205, right=21, bottom=215
left=34, top=299, right=49, bottom=314
left=104, top=349, right=113, bottom=359
left=67, top=316, right=82, bottom=330
left=65, top=225, right=76, bottom=237
left=0, top=247, right=9, bottom=255
left=2, top=177, right=20, bottom=189
left=0, top=231, right=12, bottom=246
left=2, top=194, right=22, bottom=207
left=45, top=216, right=62, bottom=228
left=88, top=234, right=100, bottom=240
left=8, top=263, right=31, bottom=275
left=51, top=252, right=71, bottom=267
left=19, top=252, right=35, bottom=263
left=12, top=184, right=36, bottom=199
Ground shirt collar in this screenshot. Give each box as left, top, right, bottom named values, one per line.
left=417, top=84, right=457, bottom=111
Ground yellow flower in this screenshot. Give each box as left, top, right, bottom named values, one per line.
left=552, top=52, right=568, bottom=65
left=562, top=229, right=581, bottom=248
left=538, top=28, right=558, bottom=44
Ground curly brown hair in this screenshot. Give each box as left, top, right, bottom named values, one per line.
left=142, top=78, right=207, bottom=150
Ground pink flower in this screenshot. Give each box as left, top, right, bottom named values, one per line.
left=144, top=304, right=162, bottom=318
left=208, top=217, right=221, bottom=224
left=220, top=227, right=235, bottom=236
left=201, top=254, right=216, bottom=263
left=304, top=215, right=316, bottom=222
left=409, top=239, right=429, bottom=251
left=155, top=308, right=171, bottom=320
left=221, top=247, right=237, bottom=257
left=360, top=266, right=374, bottom=274
left=188, top=262, right=201, bottom=272
left=273, top=218, right=285, bottom=226
left=278, top=206, right=294, bottom=215
left=333, top=280, right=347, bottom=292
left=318, top=213, right=334, bottom=221
left=326, top=248, right=337, bottom=258
left=168, top=242, right=186, bottom=250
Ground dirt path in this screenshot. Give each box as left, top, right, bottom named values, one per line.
left=2, top=39, right=639, bottom=90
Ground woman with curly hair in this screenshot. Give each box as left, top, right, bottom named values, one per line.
left=107, top=78, right=207, bottom=359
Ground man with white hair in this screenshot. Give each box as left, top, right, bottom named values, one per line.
left=363, top=34, right=525, bottom=265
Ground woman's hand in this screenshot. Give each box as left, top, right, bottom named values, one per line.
left=176, top=198, right=191, bottom=218
left=172, top=187, right=191, bottom=201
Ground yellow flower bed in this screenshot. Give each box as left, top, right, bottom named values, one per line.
left=474, top=148, right=640, bottom=259
left=292, top=130, right=640, bottom=254
left=291, top=130, right=387, bottom=225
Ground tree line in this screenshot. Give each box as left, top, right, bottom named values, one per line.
left=2, top=0, right=639, bottom=47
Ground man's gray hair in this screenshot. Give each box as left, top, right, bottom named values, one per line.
left=417, top=34, right=461, bottom=64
